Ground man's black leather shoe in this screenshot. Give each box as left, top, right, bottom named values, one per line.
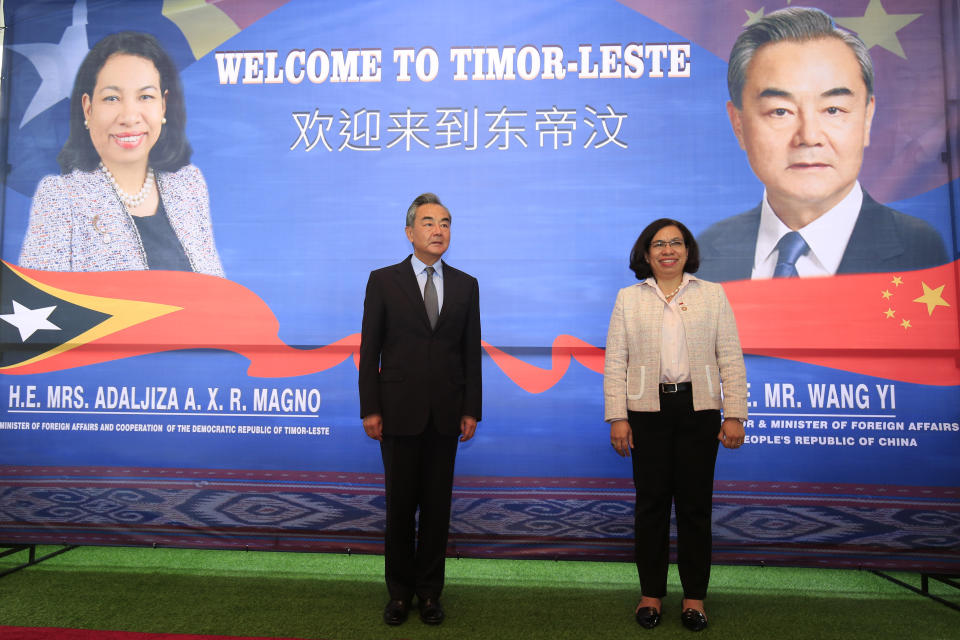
left=382, top=599, right=409, bottom=625
left=681, top=608, right=708, bottom=632
left=419, top=597, right=445, bottom=625
left=635, top=606, right=661, bottom=629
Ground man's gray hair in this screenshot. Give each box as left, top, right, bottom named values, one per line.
left=405, top=192, right=451, bottom=227
left=728, top=7, right=874, bottom=109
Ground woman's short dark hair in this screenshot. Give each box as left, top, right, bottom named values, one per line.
left=57, top=31, right=192, bottom=173
left=628, top=218, right=700, bottom=280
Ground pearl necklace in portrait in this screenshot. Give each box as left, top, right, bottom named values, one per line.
left=100, top=162, right=155, bottom=209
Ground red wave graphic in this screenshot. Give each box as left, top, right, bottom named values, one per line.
left=481, top=335, right=604, bottom=394
left=3, top=261, right=958, bottom=387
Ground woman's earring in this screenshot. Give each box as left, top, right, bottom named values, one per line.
left=84, top=120, right=89, bottom=129
left=161, top=117, right=167, bottom=124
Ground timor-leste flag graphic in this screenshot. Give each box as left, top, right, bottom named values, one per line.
left=0, top=262, right=358, bottom=377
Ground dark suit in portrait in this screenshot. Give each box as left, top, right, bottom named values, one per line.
left=697, top=192, right=949, bottom=282
left=358, top=194, right=481, bottom=626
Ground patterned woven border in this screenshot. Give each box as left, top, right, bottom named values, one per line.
left=1, top=466, right=957, bottom=572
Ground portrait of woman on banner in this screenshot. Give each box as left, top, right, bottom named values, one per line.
left=19, top=31, right=224, bottom=276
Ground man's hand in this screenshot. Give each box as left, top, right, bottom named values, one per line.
left=610, top=420, right=633, bottom=457
left=459, top=415, right=478, bottom=442
left=362, top=413, right=383, bottom=441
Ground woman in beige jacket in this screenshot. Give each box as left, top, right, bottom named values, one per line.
left=604, top=218, right=747, bottom=632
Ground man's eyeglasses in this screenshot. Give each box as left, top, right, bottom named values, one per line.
left=650, top=239, right=684, bottom=249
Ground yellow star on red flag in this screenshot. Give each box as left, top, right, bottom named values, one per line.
left=913, top=282, right=950, bottom=316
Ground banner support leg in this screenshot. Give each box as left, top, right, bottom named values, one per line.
left=0, top=544, right=78, bottom=579
left=870, top=570, right=960, bottom=612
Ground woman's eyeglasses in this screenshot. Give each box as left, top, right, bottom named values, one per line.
left=650, top=239, right=684, bottom=249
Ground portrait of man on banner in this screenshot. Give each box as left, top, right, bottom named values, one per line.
left=697, top=7, right=949, bottom=282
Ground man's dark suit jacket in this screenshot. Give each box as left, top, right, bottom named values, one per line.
left=359, top=255, right=482, bottom=435
left=696, top=192, right=949, bottom=282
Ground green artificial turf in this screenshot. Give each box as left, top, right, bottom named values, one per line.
left=0, top=545, right=956, bottom=639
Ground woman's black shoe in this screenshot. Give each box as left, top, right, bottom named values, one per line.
left=635, top=606, right=661, bottom=629
left=680, top=608, right=708, bottom=631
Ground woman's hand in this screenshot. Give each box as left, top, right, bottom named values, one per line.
left=718, top=418, right=745, bottom=449
left=610, top=420, right=633, bottom=457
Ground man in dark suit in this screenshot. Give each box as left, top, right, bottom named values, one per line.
left=358, top=192, right=481, bottom=627
left=698, top=7, right=947, bottom=282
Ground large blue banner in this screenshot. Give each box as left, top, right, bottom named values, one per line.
left=0, top=0, right=957, bottom=570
